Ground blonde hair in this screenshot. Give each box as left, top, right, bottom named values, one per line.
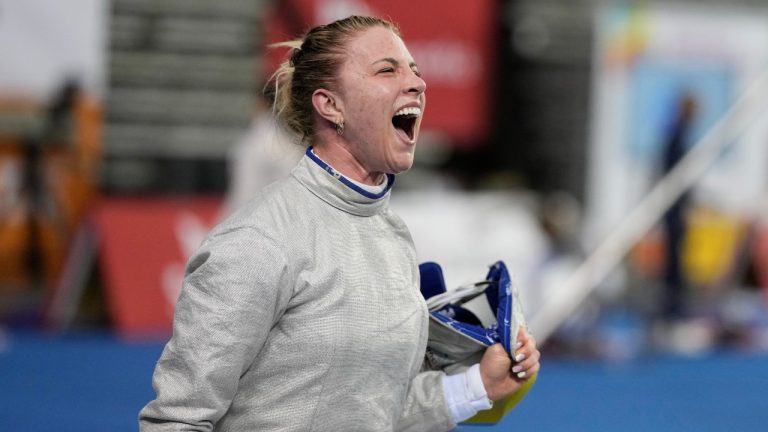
left=268, top=15, right=400, bottom=142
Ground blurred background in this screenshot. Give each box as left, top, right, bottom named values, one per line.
left=1, top=0, right=768, bottom=430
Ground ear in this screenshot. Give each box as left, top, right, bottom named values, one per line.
left=311, top=88, right=343, bottom=125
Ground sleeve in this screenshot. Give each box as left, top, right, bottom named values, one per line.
left=441, top=364, right=493, bottom=423
left=395, top=371, right=456, bottom=432
left=139, top=227, right=293, bottom=431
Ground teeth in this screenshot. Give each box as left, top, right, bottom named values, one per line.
left=394, top=107, right=421, bottom=117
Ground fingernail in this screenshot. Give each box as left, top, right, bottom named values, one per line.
left=517, top=371, right=527, bottom=379
left=515, top=353, right=525, bottom=362
left=512, top=365, right=522, bottom=373
left=515, top=342, right=523, bottom=349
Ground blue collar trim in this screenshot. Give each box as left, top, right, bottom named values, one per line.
left=305, top=146, right=395, bottom=199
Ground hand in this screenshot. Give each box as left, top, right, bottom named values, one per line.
left=479, top=327, right=540, bottom=401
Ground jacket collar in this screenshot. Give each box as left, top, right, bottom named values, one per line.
left=292, top=147, right=395, bottom=217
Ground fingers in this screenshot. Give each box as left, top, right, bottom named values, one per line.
left=480, top=340, right=541, bottom=401
left=511, top=346, right=540, bottom=379
left=514, top=327, right=536, bottom=360
left=516, top=326, right=534, bottom=346
left=512, top=328, right=540, bottom=379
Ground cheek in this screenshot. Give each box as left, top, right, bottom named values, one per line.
left=355, top=105, right=390, bottom=135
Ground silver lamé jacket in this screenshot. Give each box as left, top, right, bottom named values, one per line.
left=139, top=151, right=455, bottom=431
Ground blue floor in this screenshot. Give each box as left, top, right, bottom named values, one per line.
left=1, top=330, right=766, bottom=432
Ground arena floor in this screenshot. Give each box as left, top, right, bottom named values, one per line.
left=1, top=330, right=766, bottom=431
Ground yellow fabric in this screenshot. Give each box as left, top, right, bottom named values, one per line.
left=464, top=374, right=537, bottom=424
left=683, top=208, right=747, bottom=286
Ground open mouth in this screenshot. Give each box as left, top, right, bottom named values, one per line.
left=392, top=107, right=421, bottom=141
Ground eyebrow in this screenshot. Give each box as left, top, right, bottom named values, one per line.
left=372, top=57, right=420, bottom=70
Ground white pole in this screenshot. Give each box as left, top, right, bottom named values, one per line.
left=529, top=70, right=768, bottom=342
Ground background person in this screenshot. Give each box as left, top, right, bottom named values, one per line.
left=660, top=91, right=698, bottom=320
left=223, top=95, right=303, bottom=215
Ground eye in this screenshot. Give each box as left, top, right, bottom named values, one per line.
left=411, top=68, right=422, bottom=78
left=378, top=67, right=395, bottom=74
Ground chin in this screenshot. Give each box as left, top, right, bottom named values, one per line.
left=391, top=156, right=415, bottom=174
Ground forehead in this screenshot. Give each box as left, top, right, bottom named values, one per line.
left=342, top=26, right=413, bottom=65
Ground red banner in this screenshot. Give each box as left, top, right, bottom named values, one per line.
left=93, top=198, right=222, bottom=338
left=265, top=0, right=497, bottom=146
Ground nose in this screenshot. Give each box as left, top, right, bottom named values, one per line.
left=405, top=70, right=426, bottom=95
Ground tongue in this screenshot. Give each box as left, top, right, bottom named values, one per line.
left=394, top=125, right=411, bottom=142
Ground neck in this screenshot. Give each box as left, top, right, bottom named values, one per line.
left=313, top=138, right=386, bottom=186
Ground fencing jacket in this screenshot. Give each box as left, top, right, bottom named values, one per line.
left=139, top=151, right=455, bottom=431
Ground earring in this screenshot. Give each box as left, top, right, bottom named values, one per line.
left=335, top=120, right=344, bottom=135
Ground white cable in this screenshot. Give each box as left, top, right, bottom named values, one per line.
left=426, top=281, right=490, bottom=312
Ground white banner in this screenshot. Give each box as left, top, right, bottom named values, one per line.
left=0, top=0, right=106, bottom=101
left=586, top=2, right=768, bottom=246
